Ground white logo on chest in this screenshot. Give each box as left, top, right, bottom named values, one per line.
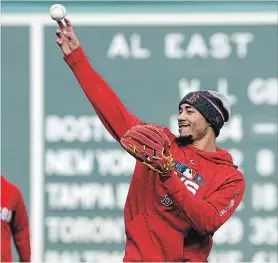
left=180, top=176, right=200, bottom=195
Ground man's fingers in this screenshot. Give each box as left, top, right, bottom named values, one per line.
left=63, top=31, right=74, bottom=40
left=56, top=29, right=68, bottom=44
left=56, top=38, right=71, bottom=56
left=57, top=20, right=66, bottom=31
left=56, top=29, right=62, bottom=38
left=64, top=18, right=74, bottom=32
left=56, top=38, right=62, bottom=46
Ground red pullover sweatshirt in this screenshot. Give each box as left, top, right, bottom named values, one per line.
left=1, top=176, right=31, bottom=262
left=64, top=47, right=245, bottom=262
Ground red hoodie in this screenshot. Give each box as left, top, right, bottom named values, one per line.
left=1, top=176, right=31, bottom=262
left=64, top=47, right=245, bottom=262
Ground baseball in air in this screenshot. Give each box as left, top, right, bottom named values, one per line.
left=49, top=4, right=67, bottom=21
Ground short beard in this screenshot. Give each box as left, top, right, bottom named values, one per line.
left=174, top=135, right=194, bottom=147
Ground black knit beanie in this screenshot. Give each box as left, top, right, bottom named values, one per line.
left=179, top=90, right=231, bottom=137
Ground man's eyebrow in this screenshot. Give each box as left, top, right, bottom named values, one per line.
left=179, top=105, right=194, bottom=111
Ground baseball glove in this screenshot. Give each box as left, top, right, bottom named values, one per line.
left=120, top=125, right=173, bottom=174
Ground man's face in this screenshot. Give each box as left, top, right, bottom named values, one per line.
left=178, top=103, right=210, bottom=140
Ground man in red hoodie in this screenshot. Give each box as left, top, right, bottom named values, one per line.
left=55, top=19, right=245, bottom=262
left=1, top=175, right=31, bottom=262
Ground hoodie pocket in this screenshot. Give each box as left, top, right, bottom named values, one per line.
left=124, top=214, right=163, bottom=262
left=148, top=216, right=185, bottom=262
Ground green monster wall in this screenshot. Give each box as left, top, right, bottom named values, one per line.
left=1, top=2, right=277, bottom=262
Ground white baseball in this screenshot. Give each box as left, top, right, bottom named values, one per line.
left=50, top=4, right=67, bottom=21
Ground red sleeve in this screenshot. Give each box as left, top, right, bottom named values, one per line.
left=11, top=190, right=31, bottom=262
left=64, top=47, right=143, bottom=141
left=162, top=171, right=245, bottom=236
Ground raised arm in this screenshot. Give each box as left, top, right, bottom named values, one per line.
left=56, top=18, right=143, bottom=141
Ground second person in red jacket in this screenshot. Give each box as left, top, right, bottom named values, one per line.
left=1, top=175, right=31, bottom=262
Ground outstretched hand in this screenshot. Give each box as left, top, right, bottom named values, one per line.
left=55, top=18, right=80, bottom=56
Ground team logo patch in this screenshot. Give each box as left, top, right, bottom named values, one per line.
left=161, top=161, right=205, bottom=206
left=220, top=190, right=240, bottom=216
left=174, top=161, right=204, bottom=187
left=161, top=194, right=173, bottom=207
